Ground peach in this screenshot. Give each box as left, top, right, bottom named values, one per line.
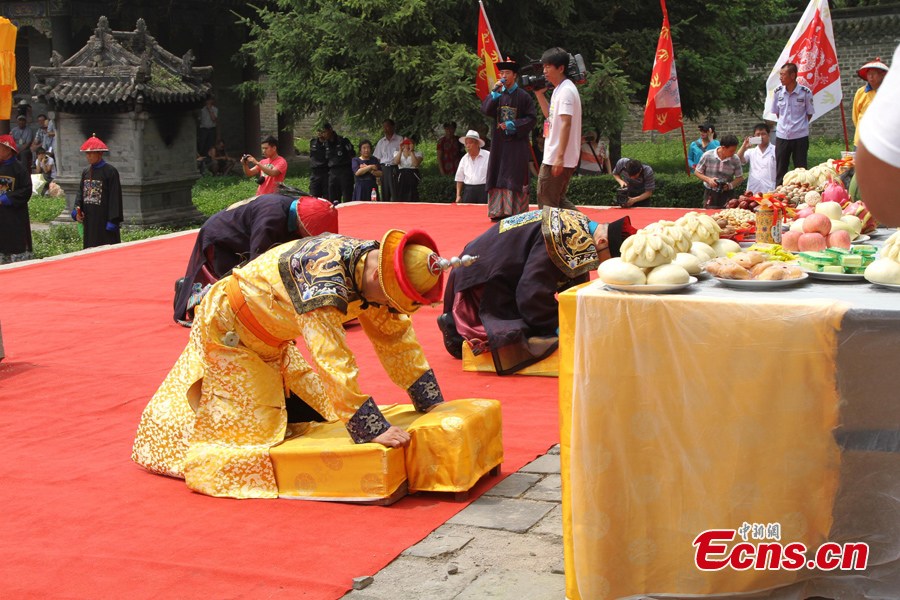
left=798, top=232, right=828, bottom=252
left=803, top=213, right=832, bottom=236
left=781, top=230, right=802, bottom=252
left=827, top=230, right=852, bottom=250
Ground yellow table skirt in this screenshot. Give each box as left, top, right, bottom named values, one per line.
left=462, top=342, right=559, bottom=377
left=559, top=282, right=848, bottom=599
left=271, top=399, right=503, bottom=501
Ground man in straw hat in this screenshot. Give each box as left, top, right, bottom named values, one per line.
left=454, top=130, right=490, bottom=205
left=437, top=207, right=634, bottom=374
left=853, top=57, right=890, bottom=148
left=134, top=228, right=468, bottom=498
left=0, top=134, right=34, bottom=264
left=72, top=134, right=123, bottom=249
left=482, top=56, right=537, bottom=220
left=172, top=194, right=339, bottom=326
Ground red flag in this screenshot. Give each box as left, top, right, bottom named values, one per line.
left=475, top=1, right=502, bottom=101
left=642, top=0, right=683, bottom=133
left=763, top=0, right=841, bottom=122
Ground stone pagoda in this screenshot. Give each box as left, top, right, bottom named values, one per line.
left=31, top=17, right=211, bottom=226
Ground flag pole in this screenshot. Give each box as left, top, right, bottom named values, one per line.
left=679, top=124, right=690, bottom=174
left=838, top=100, right=850, bottom=151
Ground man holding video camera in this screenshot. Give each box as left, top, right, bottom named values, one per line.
left=694, top=134, right=744, bottom=208
left=612, top=158, right=656, bottom=208
left=534, top=47, right=582, bottom=210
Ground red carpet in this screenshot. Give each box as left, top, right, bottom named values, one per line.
left=0, top=203, right=700, bottom=598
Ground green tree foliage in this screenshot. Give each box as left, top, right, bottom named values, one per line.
left=240, top=0, right=793, bottom=137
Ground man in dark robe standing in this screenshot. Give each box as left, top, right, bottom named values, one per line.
left=173, top=195, right=338, bottom=325
left=72, top=135, right=123, bottom=249
left=437, top=207, right=634, bottom=375
left=0, top=135, right=34, bottom=264
left=481, top=57, right=537, bottom=221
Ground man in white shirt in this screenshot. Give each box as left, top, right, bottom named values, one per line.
left=856, top=43, right=900, bottom=226
left=737, top=123, right=777, bottom=194
left=534, top=47, right=581, bottom=210
left=373, top=119, right=402, bottom=202
left=454, top=130, right=490, bottom=205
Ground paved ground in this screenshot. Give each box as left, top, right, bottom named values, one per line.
left=342, top=446, right=565, bottom=600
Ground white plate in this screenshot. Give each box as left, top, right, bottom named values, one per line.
left=868, top=280, right=900, bottom=290
left=713, top=272, right=809, bottom=289
left=802, top=269, right=865, bottom=281
left=852, top=234, right=871, bottom=243
left=605, top=276, right=698, bottom=294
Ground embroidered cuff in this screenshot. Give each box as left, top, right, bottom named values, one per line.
left=346, top=398, right=391, bottom=444
left=408, top=369, right=444, bottom=412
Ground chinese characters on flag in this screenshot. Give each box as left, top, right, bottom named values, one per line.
left=763, top=0, right=841, bottom=123
left=642, top=0, right=683, bottom=134
left=475, top=1, right=502, bottom=101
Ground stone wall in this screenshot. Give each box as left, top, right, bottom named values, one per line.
left=53, top=111, right=202, bottom=226
left=621, top=6, right=900, bottom=144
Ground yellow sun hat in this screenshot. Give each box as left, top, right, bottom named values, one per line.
left=378, top=229, right=444, bottom=314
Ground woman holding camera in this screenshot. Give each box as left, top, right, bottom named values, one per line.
left=391, top=137, right=423, bottom=202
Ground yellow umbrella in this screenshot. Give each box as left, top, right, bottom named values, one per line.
left=0, top=17, right=17, bottom=121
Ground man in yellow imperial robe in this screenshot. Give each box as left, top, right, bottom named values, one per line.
left=133, top=229, right=452, bottom=498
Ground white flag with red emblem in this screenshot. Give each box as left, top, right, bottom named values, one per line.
left=763, top=0, right=841, bottom=123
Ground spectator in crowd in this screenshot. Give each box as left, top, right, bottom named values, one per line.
left=482, top=57, right=537, bottom=220
left=32, top=114, right=55, bottom=155
left=852, top=57, right=889, bottom=148
left=578, top=130, right=612, bottom=175
left=0, top=135, right=33, bottom=264
left=322, top=123, right=355, bottom=204
left=352, top=139, right=381, bottom=201
left=12, top=115, right=34, bottom=172
left=198, top=96, right=219, bottom=156
left=688, top=123, right=719, bottom=173
left=34, top=146, right=56, bottom=195
left=172, top=195, right=338, bottom=326
left=534, top=47, right=582, bottom=210
left=737, top=123, right=776, bottom=194
left=374, top=119, right=402, bottom=201
left=207, top=139, right=237, bottom=176
left=241, top=135, right=287, bottom=196
left=612, top=158, right=656, bottom=208
left=454, top=130, right=490, bottom=205
left=308, top=126, right=329, bottom=198
left=694, top=134, right=744, bottom=208
left=72, top=135, right=123, bottom=249
left=767, top=62, right=814, bottom=185
left=392, top=138, right=423, bottom=202
left=856, top=44, right=900, bottom=226
left=436, top=121, right=463, bottom=177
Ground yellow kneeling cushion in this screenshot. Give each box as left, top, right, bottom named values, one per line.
left=461, top=342, right=559, bottom=377
left=269, top=399, right=503, bottom=501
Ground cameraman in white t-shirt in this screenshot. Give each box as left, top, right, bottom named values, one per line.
left=856, top=43, right=900, bottom=226
left=534, top=47, right=582, bottom=210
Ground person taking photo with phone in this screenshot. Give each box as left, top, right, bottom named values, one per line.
left=737, top=123, right=776, bottom=194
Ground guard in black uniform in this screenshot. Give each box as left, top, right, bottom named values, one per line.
left=324, top=124, right=355, bottom=204
left=309, top=129, right=329, bottom=199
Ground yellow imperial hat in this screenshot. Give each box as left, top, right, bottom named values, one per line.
left=378, top=229, right=445, bottom=314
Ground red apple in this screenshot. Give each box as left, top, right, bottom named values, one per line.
left=798, top=232, right=828, bottom=252
left=738, top=200, right=750, bottom=210
left=827, top=230, right=852, bottom=250
left=726, top=199, right=740, bottom=209
left=802, top=213, right=832, bottom=236
left=781, top=230, right=802, bottom=252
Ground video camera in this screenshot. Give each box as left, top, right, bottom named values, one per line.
left=519, top=53, right=588, bottom=92
left=615, top=187, right=629, bottom=208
